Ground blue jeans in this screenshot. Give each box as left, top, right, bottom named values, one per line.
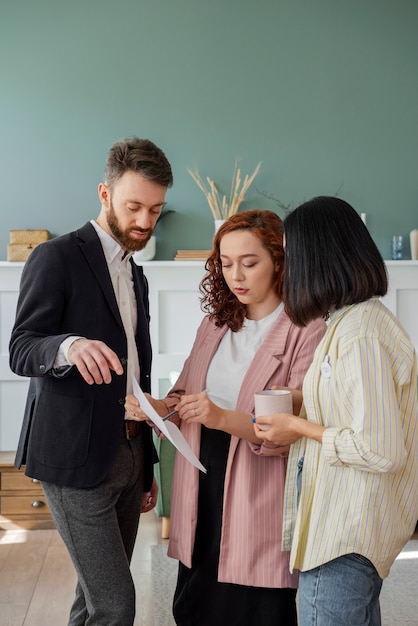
left=298, top=553, right=383, bottom=626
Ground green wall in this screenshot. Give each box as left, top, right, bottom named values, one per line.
left=1, top=0, right=417, bottom=260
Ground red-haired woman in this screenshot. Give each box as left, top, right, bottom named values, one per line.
left=126, top=210, right=326, bottom=626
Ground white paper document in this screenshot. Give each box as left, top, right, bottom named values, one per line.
left=131, top=376, right=207, bottom=473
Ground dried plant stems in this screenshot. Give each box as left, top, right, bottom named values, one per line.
left=187, top=169, right=221, bottom=219
left=187, top=160, right=261, bottom=220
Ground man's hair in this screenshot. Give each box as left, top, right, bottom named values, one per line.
left=200, top=209, right=284, bottom=332
left=103, top=137, right=173, bottom=189
left=283, top=196, right=388, bottom=326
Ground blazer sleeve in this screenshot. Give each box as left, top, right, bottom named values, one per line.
left=9, top=241, right=78, bottom=378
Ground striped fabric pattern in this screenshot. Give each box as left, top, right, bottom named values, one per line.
left=167, top=310, right=326, bottom=588
left=283, top=298, right=418, bottom=579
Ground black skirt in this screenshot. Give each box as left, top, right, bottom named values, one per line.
left=172, top=426, right=297, bottom=626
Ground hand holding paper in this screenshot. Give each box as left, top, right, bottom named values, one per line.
left=131, top=376, right=207, bottom=473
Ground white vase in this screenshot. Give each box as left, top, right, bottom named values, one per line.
left=410, top=229, right=418, bottom=260
left=133, top=236, right=156, bottom=263
left=214, top=219, right=226, bottom=234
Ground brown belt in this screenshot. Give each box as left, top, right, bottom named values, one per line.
left=124, top=420, right=141, bottom=440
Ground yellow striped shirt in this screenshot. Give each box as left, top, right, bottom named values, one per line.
left=283, top=298, right=418, bottom=579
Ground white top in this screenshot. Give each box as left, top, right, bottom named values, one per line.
left=206, top=303, right=284, bottom=409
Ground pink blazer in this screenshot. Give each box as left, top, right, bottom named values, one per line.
left=166, top=310, right=326, bottom=588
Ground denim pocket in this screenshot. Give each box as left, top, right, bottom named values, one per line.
left=349, top=553, right=377, bottom=572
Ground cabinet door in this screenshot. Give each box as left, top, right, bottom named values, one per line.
left=0, top=263, right=29, bottom=450
left=382, top=263, right=418, bottom=353
left=143, top=263, right=205, bottom=397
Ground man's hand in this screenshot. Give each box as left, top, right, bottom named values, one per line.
left=67, top=338, right=124, bottom=385
left=141, top=477, right=158, bottom=513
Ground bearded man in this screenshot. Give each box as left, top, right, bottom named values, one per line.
left=9, top=137, right=173, bottom=626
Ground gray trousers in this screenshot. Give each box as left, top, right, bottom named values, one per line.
left=42, top=434, right=144, bottom=626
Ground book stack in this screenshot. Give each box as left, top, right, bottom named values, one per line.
left=174, top=250, right=211, bottom=261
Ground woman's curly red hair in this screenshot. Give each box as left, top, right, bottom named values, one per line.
left=200, top=209, right=284, bottom=331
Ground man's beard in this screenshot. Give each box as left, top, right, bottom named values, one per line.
left=107, top=201, right=152, bottom=251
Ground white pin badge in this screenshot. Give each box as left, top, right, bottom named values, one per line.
left=321, top=355, right=331, bottom=378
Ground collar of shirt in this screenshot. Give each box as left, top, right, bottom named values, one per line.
left=327, top=297, right=380, bottom=326
left=90, top=219, right=133, bottom=267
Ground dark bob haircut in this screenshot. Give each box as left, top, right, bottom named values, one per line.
left=200, top=209, right=284, bottom=331
left=283, top=196, right=388, bottom=326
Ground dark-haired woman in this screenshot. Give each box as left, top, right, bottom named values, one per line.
left=254, top=197, right=418, bottom=626
left=126, top=209, right=326, bottom=625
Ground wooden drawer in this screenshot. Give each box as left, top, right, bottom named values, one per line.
left=1, top=471, right=41, bottom=491
left=1, top=495, right=50, bottom=515
left=0, top=451, right=54, bottom=529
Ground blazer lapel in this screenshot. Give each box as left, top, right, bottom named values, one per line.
left=194, top=312, right=292, bottom=409
left=76, top=223, right=122, bottom=327
left=228, top=310, right=293, bottom=457
left=194, top=322, right=229, bottom=393
left=131, top=261, right=152, bottom=380
left=235, top=311, right=292, bottom=412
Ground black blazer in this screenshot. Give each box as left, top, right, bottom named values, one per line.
left=9, top=222, right=155, bottom=490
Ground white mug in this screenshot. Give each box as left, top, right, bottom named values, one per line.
left=254, top=389, right=293, bottom=431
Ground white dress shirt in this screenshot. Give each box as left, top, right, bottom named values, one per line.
left=55, top=220, right=140, bottom=410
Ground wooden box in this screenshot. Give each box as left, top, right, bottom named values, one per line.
left=7, top=243, right=41, bottom=262
left=9, top=229, right=50, bottom=244
left=7, top=229, right=50, bottom=261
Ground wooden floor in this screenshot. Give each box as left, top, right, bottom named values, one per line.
left=2, top=516, right=417, bottom=626
left=0, top=512, right=168, bottom=626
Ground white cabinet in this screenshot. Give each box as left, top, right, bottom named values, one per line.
left=381, top=261, right=418, bottom=356
left=139, top=261, right=206, bottom=397
left=0, top=260, right=417, bottom=451
left=0, top=261, right=206, bottom=450
left=0, top=263, right=27, bottom=451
